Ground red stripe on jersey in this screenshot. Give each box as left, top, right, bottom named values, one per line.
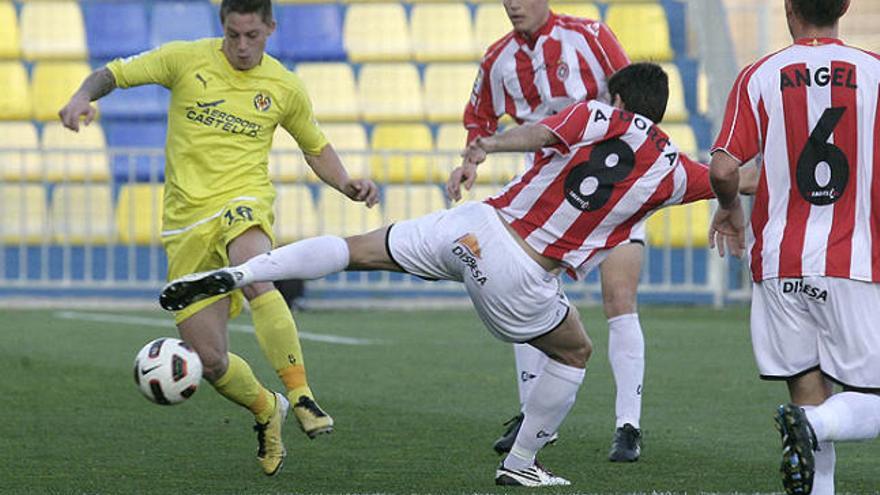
left=778, top=63, right=811, bottom=277
left=504, top=91, right=518, bottom=124
left=509, top=153, right=583, bottom=239
left=605, top=172, right=675, bottom=247
left=825, top=61, right=859, bottom=277
left=750, top=168, right=770, bottom=281
left=575, top=50, right=599, bottom=101
left=543, top=37, right=567, bottom=98
left=758, top=97, right=769, bottom=150
left=515, top=50, right=542, bottom=112
left=872, top=83, right=880, bottom=281
left=583, top=30, right=614, bottom=76
left=487, top=152, right=553, bottom=210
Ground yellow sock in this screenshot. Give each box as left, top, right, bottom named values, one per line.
left=213, top=353, right=276, bottom=424
left=250, top=290, right=314, bottom=401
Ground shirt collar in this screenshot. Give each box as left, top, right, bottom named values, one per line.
left=794, top=37, right=844, bottom=47
left=513, top=11, right=557, bottom=47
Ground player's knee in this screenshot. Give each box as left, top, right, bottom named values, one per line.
left=199, top=349, right=229, bottom=383
left=602, top=284, right=637, bottom=317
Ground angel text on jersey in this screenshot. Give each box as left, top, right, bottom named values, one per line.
left=780, top=64, right=857, bottom=92
left=782, top=280, right=829, bottom=303
left=185, top=103, right=262, bottom=138
left=453, top=233, right=488, bottom=286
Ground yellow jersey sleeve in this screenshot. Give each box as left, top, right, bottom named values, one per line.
left=279, top=75, right=328, bottom=156
left=106, top=41, right=191, bottom=89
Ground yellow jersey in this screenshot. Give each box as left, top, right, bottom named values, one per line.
left=106, top=38, right=328, bottom=231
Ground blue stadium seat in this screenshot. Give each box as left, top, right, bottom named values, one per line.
left=83, top=1, right=150, bottom=60
left=275, top=5, right=345, bottom=61
left=100, top=85, right=169, bottom=121
left=104, top=121, right=167, bottom=182
left=150, top=2, right=217, bottom=47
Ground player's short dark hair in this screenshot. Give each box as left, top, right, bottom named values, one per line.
left=607, top=63, right=669, bottom=123
left=790, top=0, right=848, bottom=27
left=220, top=0, right=273, bottom=25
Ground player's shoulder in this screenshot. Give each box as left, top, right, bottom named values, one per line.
left=553, top=13, right=603, bottom=32
left=480, top=31, right=516, bottom=65
left=164, top=38, right=217, bottom=56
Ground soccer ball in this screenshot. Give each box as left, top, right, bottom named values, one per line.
left=133, top=337, right=202, bottom=405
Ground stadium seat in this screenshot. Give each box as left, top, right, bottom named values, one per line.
left=344, top=4, right=411, bottom=62
left=0, top=122, right=40, bottom=181
left=0, top=184, right=48, bottom=243
left=435, top=122, right=520, bottom=185
left=383, top=184, right=447, bottom=223
left=103, top=121, right=167, bottom=182
left=275, top=4, right=345, bottom=61
left=41, top=122, right=110, bottom=182
left=435, top=123, right=468, bottom=152
left=294, top=63, right=359, bottom=121
left=30, top=61, right=92, bottom=122
left=115, top=183, right=164, bottom=244
left=411, top=4, right=475, bottom=62
left=370, top=124, right=438, bottom=183
left=269, top=126, right=310, bottom=183
left=605, top=4, right=674, bottom=61
left=662, top=63, right=688, bottom=123
left=322, top=123, right=369, bottom=180
left=0, top=1, right=21, bottom=59
left=646, top=202, right=710, bottom=248
left=274, top=184, right=320, bottom=243
left=0, top=61, right=31, bottom=120
left=99, top=85, right=169, bottom=121
left=474, top=5, right=512, bottom=54
left=315, top=185, right=383, bottom=237
left=19, top=1, right=87, bottom=61
left=51, top=184, right=114, bottom=243
left=82, top=1, right=150, bottom=60
left=551, top=2, right=601, bottom=20
left=663, top=123, right=699, bottom=158
left=358, top=63, right=424, bottom=122
left=461, top=184, right=501, bottom=203
left=150, top=1, right=217, bottom=47
left=423, top=63, right=478, bottom=122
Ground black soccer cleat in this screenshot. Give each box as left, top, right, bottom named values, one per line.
left=608, top=423, right=641, bottom=462
left=775, top=404, right=818, bottom=495
left=159, top=268, right=238, bottom=311
left=492, top=412, right=558, bottom=455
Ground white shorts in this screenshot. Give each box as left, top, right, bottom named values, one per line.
left=751, top=277, right=880, bottom=390
left=387, top=201, right=570, bottom=343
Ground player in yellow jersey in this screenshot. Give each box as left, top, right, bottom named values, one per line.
left=59, top=0, right=379, bottom=476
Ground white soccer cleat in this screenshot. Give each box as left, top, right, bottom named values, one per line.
left=495, top=461, right=571, bottom=487
left=159, top=267, right=244, bottom=311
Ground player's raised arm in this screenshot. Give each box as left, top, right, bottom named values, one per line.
left=58, top=67, right=116, bottom=132
left=305, top=144, right=379, bottom=208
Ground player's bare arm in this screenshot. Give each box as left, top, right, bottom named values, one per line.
left=59, top=67, right=117, bottom=132
left=304, top=143, right=379, bottom=207
left=708, top=151, right=745, bottom=258
left=738, top=163, right=759, bottom=195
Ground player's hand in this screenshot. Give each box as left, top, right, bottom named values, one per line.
left=343, top=178, right=379, bottom=208
left=462, top=138, right=488, bottom=167
left=445, top=162, right=478, bottom=202
left=58, top=94, right=97, bottom=132
left=708, top=199, right=746, bottom=258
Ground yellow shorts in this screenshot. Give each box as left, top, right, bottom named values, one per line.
left=162, top=197, right=276, bottom=324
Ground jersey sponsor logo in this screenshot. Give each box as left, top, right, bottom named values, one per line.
left=196, top=99, right=225, bottom=108
left=452, top=233, right=488, bottom=286
left=782, top=280, right=829, bottom=303
left=780, top=65, right=858, bottom=91
left=185, top=103, right=262, bottom=138
left=253, top=93, right=272, bottom=112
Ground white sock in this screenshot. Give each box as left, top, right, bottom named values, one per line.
left=802, top=405, right=835, bottom=495
left=805, top=391, right=880, bottom=442
left=503, top=359, right=585, bottom=471
left=608, top=313, right=644, bottom=428
left=513, top=343, right=549, bottom=408
left=236, top=236, right=349, bottom=286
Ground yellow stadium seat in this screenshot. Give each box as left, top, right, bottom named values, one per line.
left=344, top=4, right=410, bottom=62
left=323, top=123, right=369, bottom=180
left=0, top=1, right=20, bottom=59
left=274, top=184, right=320, bottom=243
left=551, top=2, right=601, bottom=19
left=383, top=184, right=447, bottom=222
left=0, top=184, right=48, bottom=243
left=0, top=61, right=31, bottom=119
left=270, top=123, right=369, bottom=183
left=51, top=184, right=114, bottom=243
left=423, top=63, right=478, bottom=123
left=31, top=61, right=92, bottom=121
left=370, top=123, right=440, bottom=183
left=461, top=184, right=501, bottom=203
left=316, top=186, right=383, bottom=237
left=116, top=184, right=163, bottom=245
left=269, top=126, right=310, bottom=183
left=474, top=5, right=512, bottom=54
left=0, top=122, right=41, bottom=181
left=41, top=122, right=109, bottom=182
left=294, top=63, right=359, bottom=122
left=358, top=63, right=424, bottom=122
left=436, top=122, right=520, bottom=186
left=646, top=202, right=710, bottom=248
left=606, top=3, right=673, bottom=61
left=20, top=1, right=87, bottom=60
left=435, top=123, right=468, bottom=151
left=663, top=123, right=699, bottom=158
left=661, top=63, right=688, bottom=123
left=411, top=4, right=475, bottom=62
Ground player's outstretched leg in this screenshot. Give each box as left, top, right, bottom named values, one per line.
left=775, top=403, right=818, bottom=495
left=160, top=268, right=240, bottom=311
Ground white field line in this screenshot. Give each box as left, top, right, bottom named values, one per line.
left=53, top=311, right=377, bottom=346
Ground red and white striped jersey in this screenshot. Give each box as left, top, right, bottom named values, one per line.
left=712, top=38, right=880, bottom=283
left=487, top=100, right=714, bottom=279
left=464, top=12, right=630, bottom=144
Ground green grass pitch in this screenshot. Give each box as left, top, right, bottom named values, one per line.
left=1, top=306, right=877, bottom=494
